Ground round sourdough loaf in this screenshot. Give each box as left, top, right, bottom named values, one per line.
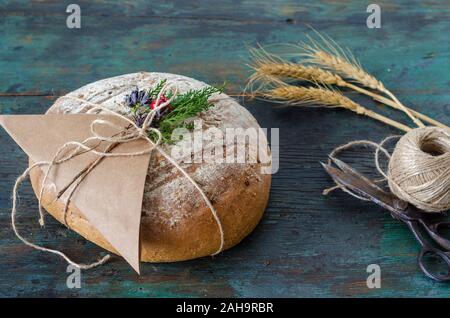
left=29, top=72, right=271, bottom=262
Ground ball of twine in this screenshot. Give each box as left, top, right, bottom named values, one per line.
left=388, top=126, right=450, bottom=213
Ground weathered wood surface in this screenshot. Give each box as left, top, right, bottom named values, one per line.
left=0, top=0, right=449, bottom=297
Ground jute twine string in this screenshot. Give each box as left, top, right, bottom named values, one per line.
left=325, top=126, right=450, bottom=213
left=11, top=83, right=225, bottom=269
left=323, top=137, right=397, bottom=201
left=388, top=127, right=450, bottom=213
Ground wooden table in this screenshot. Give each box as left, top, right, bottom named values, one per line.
left=0, top=0, right=449, bottom=297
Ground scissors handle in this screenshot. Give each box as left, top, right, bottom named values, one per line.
left=419, top=220, right=450, bottom=251
left=322, top=158, right=450, bottom=281
left=407, top=220, right=450, bottom=282
left=418, top=248, right=450, bottom=282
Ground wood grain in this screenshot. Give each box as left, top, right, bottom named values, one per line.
left=0, top=0, right=449, bottom=297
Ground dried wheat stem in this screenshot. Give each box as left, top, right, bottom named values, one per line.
left=251, top=61, right=446, bottom=129
left=342, top=82, right=449, bottom=129
left=307, top=50, right=425, bottom=128
left=361, top=108, right=411, bottom=132
left=248, top=43, right=447, bottom=130
left=267, top=85, right=411, bottom=132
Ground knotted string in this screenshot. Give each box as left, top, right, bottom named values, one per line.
left=325, top=128, right=450, bottom=214
left=323, top=135, right=401, bottom=201
left=322, top=135, right=400, bottom=201
left=12, top=82, right=225, bottom=270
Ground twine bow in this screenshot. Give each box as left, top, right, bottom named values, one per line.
left=12, top=82, right=224, bottom=269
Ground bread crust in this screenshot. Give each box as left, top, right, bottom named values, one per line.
left=28, top=72, right=271, bottom=262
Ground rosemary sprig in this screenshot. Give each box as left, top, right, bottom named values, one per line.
left=148, top=79, right=167, bottom=99
left=124, top=80, right=224, bottom=143
left=125, top=80, right=225, bottom=143
left=157, top=84, right=224, bottom=143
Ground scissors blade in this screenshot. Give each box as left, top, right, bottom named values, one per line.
left=322, top=157, right=400, bottom=214
left=330, top=157, right=387, bottom=193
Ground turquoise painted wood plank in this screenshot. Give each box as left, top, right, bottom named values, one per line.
left=2, top=0, right=449, bottom=21
left=0, top=1, right=449, bottom=297
left=1, top=93, right=450, bottom=297
left=0, top=2, right=449, bottom=96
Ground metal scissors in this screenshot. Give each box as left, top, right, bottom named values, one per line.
left=322, top=157, right=450, bottom=282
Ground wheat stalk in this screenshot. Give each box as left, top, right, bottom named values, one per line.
left=257, top=63, right=342, bottom=83
left=248, top=46, right=448, bottom=129
left=248, top=45, right=344, bottom=86
left=343, top=82, right=448, bottom=129
left=263, top=83, right=411, bottom=132
left=298, top=34, right=425, bottom=128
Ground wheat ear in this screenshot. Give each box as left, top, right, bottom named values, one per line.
left=263, top=83, right=411, bottom=132
left=248, top=46, right=448, bottom=129
left=298, top=34, right=425, bottom=128
left=248, top=46, right=344, bottom=85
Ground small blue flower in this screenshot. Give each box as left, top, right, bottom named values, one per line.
left=125, top=88, right=150, bottom=107
left=134, top=114, right=146, bottom=127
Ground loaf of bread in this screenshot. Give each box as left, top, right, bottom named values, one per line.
left=29, top=72, right=271, bottom=262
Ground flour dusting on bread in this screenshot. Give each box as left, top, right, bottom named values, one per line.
left=48, top=72, right=264, bottom=227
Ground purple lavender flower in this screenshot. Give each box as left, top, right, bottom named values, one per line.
left=125, top=88, right=150, bottom=107
left=133, top=108, right=171, bottom=128
left=134, top=114, right=146, bottom=127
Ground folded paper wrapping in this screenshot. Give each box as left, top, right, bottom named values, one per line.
left=1, top=72, right=272, bottom=273
left=0, top=114, right=149, bottom=273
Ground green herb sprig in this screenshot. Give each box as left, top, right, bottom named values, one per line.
left=157, top=84, right=225, bottom=143
left=124, top=80, right=225, bottom=144
left=148, top=79, right=167, bottom=99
